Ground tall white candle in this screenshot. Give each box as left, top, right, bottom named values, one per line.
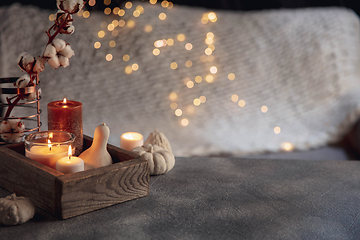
left=25, top=140, right=69, bottom=169
left=56, top=146, right=84, bottom=174
left=120, top=132, right=144, bottom=151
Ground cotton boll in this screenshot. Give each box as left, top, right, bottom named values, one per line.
left=44, top=44, right=57, bottom=58
left=8, top=133, right=25, bottom=143
left=12, top=121, right=25, bottom=133
left=57, top=0, right=85, bottom=14
left=33, top=56, right=46, bottom=74
left=17, top=52, right=35, bottom=73
left=58, top=55, right=69, bottom=68
left=14, top=75, right=30, bottom=88
left=52, top=39, right=66, bottom=52
left=0, top=121, right=12, bottom=133
left=0, top=133, right=12, bottom=141
left=59, top=45, right=74, bottom=59
left=48, top=56, right=61, bottom=69
left=8, top=118, right=20, bottom=130
left=26, top=88, right=41, bottom=102
left=63, top=25, right=75, bottom=34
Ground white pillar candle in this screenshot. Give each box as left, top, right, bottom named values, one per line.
left=120, top=132, right=144, bottom=151
left=25, top=140, right=69, bottom=169
left=56, top=146, right=84, bottom=174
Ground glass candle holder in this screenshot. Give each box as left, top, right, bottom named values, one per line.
left=25, top=131, right=75, bottom=169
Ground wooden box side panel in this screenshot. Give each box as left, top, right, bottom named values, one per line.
left=0, top=144, right=61, bottom=215
left=58, top=158, right=149, bottom=219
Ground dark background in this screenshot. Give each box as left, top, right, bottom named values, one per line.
left=0, top=0, right=359, bottom=16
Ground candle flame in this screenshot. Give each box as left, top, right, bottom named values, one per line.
left=63, top=98, right=67, bottom=104
left=48, top=139, right=52, bottom=151
left=68, top=145, right=72, bottom=159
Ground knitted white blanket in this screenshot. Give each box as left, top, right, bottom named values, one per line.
left=1, top=3, right=360, bottom=156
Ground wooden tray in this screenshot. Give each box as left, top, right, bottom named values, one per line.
left=0, top=135, right=149, bottom=219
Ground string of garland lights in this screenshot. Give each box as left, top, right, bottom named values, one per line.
left=48, top=0, right=294, bottom=153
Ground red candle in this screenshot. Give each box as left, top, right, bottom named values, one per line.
left=47, top=98, right=83, bottom=156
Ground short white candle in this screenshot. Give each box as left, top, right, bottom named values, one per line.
left=120, top=132, right=144, bottom=151
left=56, top=146, right=84, bottom=174
left=25, top=140, right=69, bottom=169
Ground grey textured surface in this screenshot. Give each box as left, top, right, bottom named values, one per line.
left=1, top=155, right=360, bottom=239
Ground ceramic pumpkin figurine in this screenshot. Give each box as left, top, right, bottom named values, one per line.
left=132, top=144, right=175, bottom=175
left=0, top=194, right=35, bottom=225
left=144, top=130, right=172, bottom=153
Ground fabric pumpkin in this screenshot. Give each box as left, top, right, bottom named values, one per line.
left=132, top=144, right=175, bottom=175
left=0, top=194, right=35, bottom=225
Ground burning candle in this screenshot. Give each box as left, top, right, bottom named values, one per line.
left=56, top=146, right=84, bottom=174
left=25, top=131, right=75, bottom=169
left=48, top=98, right=83, bottom=156
left=120, top=132, right=144, bottom=151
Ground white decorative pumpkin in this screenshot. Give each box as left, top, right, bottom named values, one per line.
left=132, top=144, right=175, bottom=175
left=144, top=130, right=172, bottom=153
left=0, top=194, right=35, bottom=225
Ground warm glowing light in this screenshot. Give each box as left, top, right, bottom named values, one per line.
left=281, top=142, right=294, bottom=151
left=175, top=109, right=183, bottom=116
left=185, top=43, right=193, bottom=50
left=98, top=30, right=105, bottom=38
left=63, top=98, right=67, bottom=104
left=231, top=94, right=239, bottom=102
left=48, top=139, right=52, bottom=151
left=170, top=62, right=178, bottom=69
left=193, top=98, right=201, bottom=106
left=154, top=40, right=166, bottom=48
left=67, top=145, right=72, bottom=158
left=205, top=48, right=213, bottom=55
left=89, top=0, right=96, bottom=6
left=123, top=54, right=130, bottom=61
left=177, top=34, right=186, bottom=42
left=210, top=66, right=217, bottom=74
left=127, top=20, right=135, bottom=28
left=112, top=20, right=119, bottom=27
left=200, top=55, right=207, bottom=62
left=208, top=44, right=215, bottom=51
left=170, top=102, right=178, bottom=109
left=145, top=25, right=153, bottom=32
left=205, top=38, right=213, bottom=45
left=185, top=60, right=193, bottom=68
left=153, top=48, right=160, bottom=56
left=118, top=20, right=126, bottom=27
left=149, top=0, right=157, bottom=4
left=104, top=0, right=111, bottom=5
left=228, top=73, right=235, bottom=80
left=205, top=75, right=214, bottom=83
left=274, top=127, right=281, bottom=134
left=112, top=30, right=119, bottom=36
left=83, top=11, right=90, bottom=18
left=107, top=24, right=115, bottom=31
left=94, top=42, right=101, bottom=49
left=136, top=5, right=145, bottom=13
left=201, top=15, right=209, bottom=24
left=106, top=54, right=113, bottom=61
left=104, top=7, right=111, bottom=15
left=261, top=105, right=268, bottom=113
left=109, top=40, right=116, bottom=47
left=113, top=7, right=120, bottom=14
left=132, top=63, right=139, bottom=71
left=49, top=14, right=55, bottom=21
left=238, top=100, right=246, bottom=107
left=199, top=96, right=206, bottom=103
left=159, top=13, right=167, bottom=20
left=125, top=66, right=133, bottom=74
left=186, top=81, right=194, bottom=88
left=195, top=76, right=202, bottom=83
left=161, top=0, right=169, bottom=8
left=169, top=92, right=178, bottom=100
left=118, top=9, right=125, bottom=16
left=125, top=2, right=133, bottom=9
left=181, top=118, right=189, bottom=127
left=167, top=38, right=174, bottom=46
left=77, top=10, right=84, bottom=17
left=206, top=32, right=214, bottom=39
left=208, top=12, right=216, bottom=20
left=168, top=2, right=174, bottom=8
left=207, top=55, right=215, bottom=62
left=133, top=10, right=141, bottom=17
